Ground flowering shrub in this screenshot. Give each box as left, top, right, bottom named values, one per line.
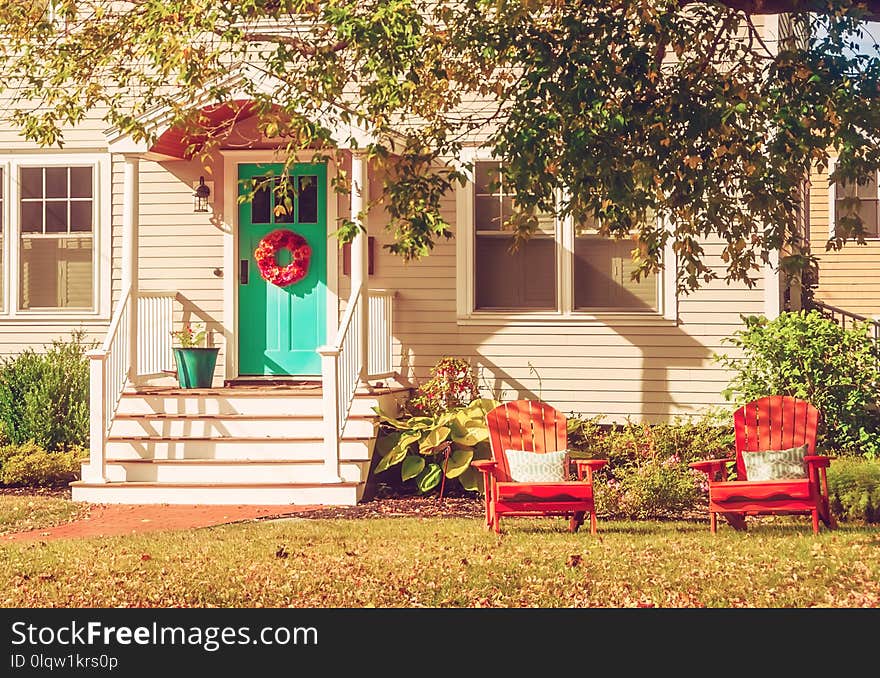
left=568, top=409, right=731, bottom=518
left=407, top=357, right=480, bottom=417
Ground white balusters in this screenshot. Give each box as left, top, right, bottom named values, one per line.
left=366, top=289, right=394, bottom=379
left=137, top=292, right=175, bottom=376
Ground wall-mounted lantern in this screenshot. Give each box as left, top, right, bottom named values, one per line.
left=193, top=176, right=212, bottom=213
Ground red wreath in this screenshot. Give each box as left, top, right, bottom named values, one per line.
left=254, top=229, right=311, bottom=287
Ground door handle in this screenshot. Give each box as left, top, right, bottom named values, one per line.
left=240, top=259, right=249, bottom=284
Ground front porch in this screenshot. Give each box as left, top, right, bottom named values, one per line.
left=76, top=121, right=405, bottom=504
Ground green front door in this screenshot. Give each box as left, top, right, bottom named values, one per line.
left=238, top=162, right=327, bottom=376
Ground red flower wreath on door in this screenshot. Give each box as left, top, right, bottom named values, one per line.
left=254, top=229, right=311, bottom=287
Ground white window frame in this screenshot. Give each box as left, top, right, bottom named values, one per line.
left=455, top=149, right=677, bottom=325
left=828, top=158, right=880, bottom=241
left=0, top=153, right=111, bottom=320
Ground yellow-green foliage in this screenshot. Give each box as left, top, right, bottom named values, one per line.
left=0, top=442, right=86, bottom=487
left=827, top=457, right=880, bottom=523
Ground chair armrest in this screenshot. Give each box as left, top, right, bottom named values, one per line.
left=472, top=460, right=497, bottom=473
left=572, top=458, right=607, bottom=482
left=688, top=458, right=734, bottom=473
left=804, top=455, right=834, bottom=469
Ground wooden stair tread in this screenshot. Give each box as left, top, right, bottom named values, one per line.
left=70, top=480, right=360, bottom=488
left=125, top=386, right=409, bottom=397
left=108, top=436, right=373, bottom=444
left=105, top=458, right=371, bottom=464
left=113, top=412, right=378, bottom=420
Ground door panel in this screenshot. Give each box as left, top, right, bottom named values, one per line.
left=237, top=163, right=327, bottom=375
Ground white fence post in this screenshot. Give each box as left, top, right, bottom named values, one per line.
left=83, top=350, right=107, bottom=484
left=317, top=346, right=343, bottom=483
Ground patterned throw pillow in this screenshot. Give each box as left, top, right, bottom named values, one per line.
left=504, top=449, right=568, bottom=483
left=742, top=444, right=808, bottom=481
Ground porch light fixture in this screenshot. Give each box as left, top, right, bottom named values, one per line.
left=194, top=175, right=211, bottom=213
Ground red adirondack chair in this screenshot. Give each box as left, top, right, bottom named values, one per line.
left=689, top=395, right=837, bottom=534
left=473, top=400, right=607, bottom=534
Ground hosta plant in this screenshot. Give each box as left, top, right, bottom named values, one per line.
left=372, top=398, right=500, bottom=494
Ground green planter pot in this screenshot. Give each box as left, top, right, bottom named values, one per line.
left=172, top=347, right=220, bottom=389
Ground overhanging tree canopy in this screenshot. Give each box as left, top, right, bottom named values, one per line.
left=1, top=0, right=878, bottom=293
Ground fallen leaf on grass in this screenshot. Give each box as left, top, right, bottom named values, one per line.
left=275, top=546, right=289, bottom=559
left=566, top=554, right=582, bottom=567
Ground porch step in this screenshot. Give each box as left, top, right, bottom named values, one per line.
left=104, top=437, right=372, bottom=461
left=109, top=414, right=377, bottom=438
left=70, top=480, right=363, bottom=506
left=103, top=458, right=370, bottom=484
left=82, top=382, right=410, bottom=506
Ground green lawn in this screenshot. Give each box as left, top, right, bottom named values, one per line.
left=1, top=512, right=878, bottom=607
left=0, top=494, right=87, bottom=537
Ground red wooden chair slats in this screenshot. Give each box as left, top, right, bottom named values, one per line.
left=475, top=400, right=606, bottom=534
left=690, top=395, right=836, bottom=534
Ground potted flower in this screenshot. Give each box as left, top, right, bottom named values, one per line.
left=170, top=322, right=219, bottom=389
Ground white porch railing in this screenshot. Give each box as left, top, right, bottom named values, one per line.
left=84, top=288, right=131, bottom=483
left=84, top=289, right=176, bottom=483
left=137, top=291, right=176, bottom=375
left=366, top=289, right=395, bottom=379
left=318, top=284, right=396, bottom=482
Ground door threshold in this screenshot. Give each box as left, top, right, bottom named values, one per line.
left=225, top=376, right=321, bottom=387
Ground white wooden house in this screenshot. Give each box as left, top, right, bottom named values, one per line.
left=0, top=14, right=872, bottom=505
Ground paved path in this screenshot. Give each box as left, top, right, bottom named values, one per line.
left=2, top=503, right=319, bottom=543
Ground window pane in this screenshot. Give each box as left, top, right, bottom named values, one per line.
left=69, top=167, right=92, bottom=198
left=858, top=200, right=879, bottom=236
left=20, top=167, right=42, bottom=199
left=250, top=177, right=271, bottom=224
left=69, top=200, right=93, bottom=232
left=20, top=236, right=93, bottom=309
left=45, top=200, right=68, bottom=233
left=20, top=202, right=43, bottom=233
left=475, top=196, right=501, bottom=230
left=45, top=167, right=68, bottom=199
left=298, top=175, right=318, bottom=223
left=475, top=161, right=501, bottom=195
left=475, top=236, right=556, bottom=310
left=574, top=237, right=657, bottom=310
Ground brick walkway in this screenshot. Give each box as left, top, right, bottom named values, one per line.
left=2, top=503, right=319, bottom=543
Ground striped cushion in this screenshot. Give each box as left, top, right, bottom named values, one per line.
left=504, top=449, right=568, bottom=483
left=742, top=444, right=808, bottom=481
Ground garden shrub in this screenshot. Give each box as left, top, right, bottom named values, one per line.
left=372, top=357, right=491, bottom=495
left=0, top=441, right=86, bottom=487
left=716, top=311, right=880, bottom=458
left=567, top=410, right=731, bottom=519
left=406, top=357, right=479, bottom=417
left=826, top=457, right=880, bottom=523
left=594, top=457, right=706, bottom=520
left=0, top=330, right=94, bottom=451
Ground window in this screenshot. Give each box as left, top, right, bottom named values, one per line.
left=832, top=170, right=879, bottom=238
left=459, top=158, right=667, bottom=319
left=473, top=162, right=556, bottom=310
left=0, top=155, right=107, bottom=317
left=19, top=166, right=94, bottom=310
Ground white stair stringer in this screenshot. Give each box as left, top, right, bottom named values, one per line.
left=71, top=385, right=409, bottom=506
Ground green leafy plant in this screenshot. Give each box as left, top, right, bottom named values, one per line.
left=826, top=457, right=880, bottom=523
left=406, top=357, right=479, bottom=417
left=372, top=397, right=500, bottom=494
left=0, top=441, right=86, bottom=487
left=716, top=311, right=880, bottom=458
left=171, top=322, right=207, bottom=348
left=567, top=409, right=732, bottom=518
left=0, top=331, right=94, bottom=451
left=594, top=456, right=706, bottom=520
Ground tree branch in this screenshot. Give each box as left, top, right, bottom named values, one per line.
left=687, top=0, right=880, bottom=21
